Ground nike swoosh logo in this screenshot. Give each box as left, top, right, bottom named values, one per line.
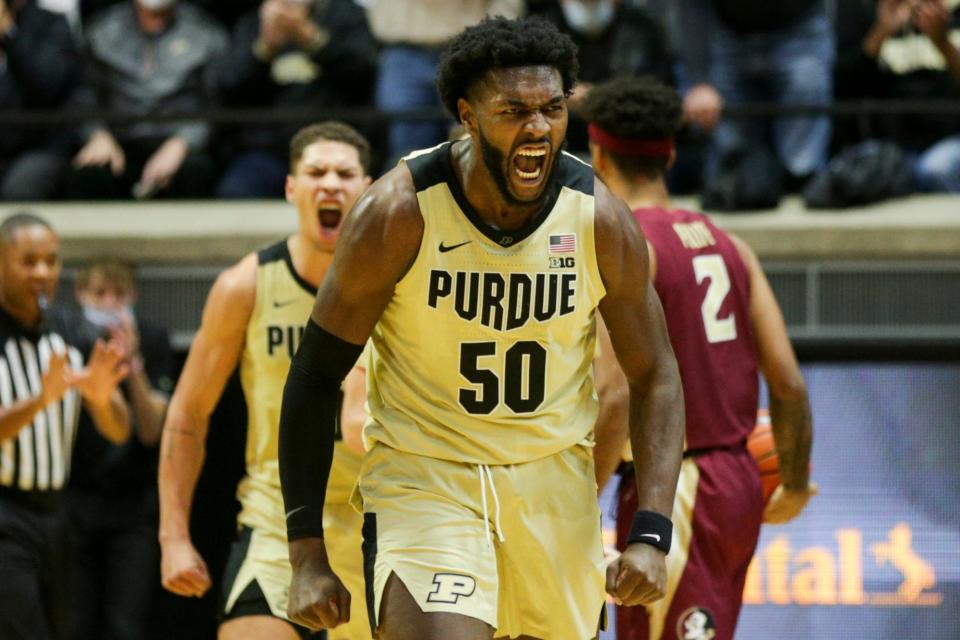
left=640, top=533, right=661, bottom=542
left=439, top=240, right=472, bottom=253
left=285, top=506, right=307, bottom=520
left=273, top=299, right=297, bottom=308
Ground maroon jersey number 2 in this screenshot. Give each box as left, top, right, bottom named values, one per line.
left=693, top=254, right=738, bottom=344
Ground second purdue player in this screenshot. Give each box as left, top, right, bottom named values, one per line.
left=158, top=123, right=373, bottom=640
left=277, top=17, right=686, bottom=640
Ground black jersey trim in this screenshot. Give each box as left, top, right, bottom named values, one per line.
left=256, top=239, right=317, bottom=297
left=362, top=512, right=378, bottom=636
left=405, top=142, right=595, bottom=249
left=440, top=142, right=561, bottom=248
left=555, top=151, right=595, bottom=196
left=405, top=144, right=450, bottom=193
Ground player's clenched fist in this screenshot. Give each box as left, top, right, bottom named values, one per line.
left=605, top=543, right=667, bottom=606
left=287, top=538, right=351, bottom=630
left=160, top=537, right=212, bottom=598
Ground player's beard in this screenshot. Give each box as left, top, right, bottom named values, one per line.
left=477, top=126, right=555, bottom=209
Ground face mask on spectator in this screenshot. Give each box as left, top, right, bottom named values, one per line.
left=82, top=305, right=134, bottom=329
left=561, top=0, right=615, bottom=37
left=137, top=0, right=177, bottom=11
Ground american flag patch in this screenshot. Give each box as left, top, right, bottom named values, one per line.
left=549, top=233, right=576, bottom=253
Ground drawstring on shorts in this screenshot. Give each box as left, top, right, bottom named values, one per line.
left=477, top=464, right=505, bottom=550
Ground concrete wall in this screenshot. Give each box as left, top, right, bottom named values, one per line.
left=11, top=194, right=960, bottom=265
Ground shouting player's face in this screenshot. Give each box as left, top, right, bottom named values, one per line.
left=464, top=66, right=568, bottom=207
left=286, top=140, right=371, bottom=253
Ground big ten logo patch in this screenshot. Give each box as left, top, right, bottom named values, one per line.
left=677, top=607, right=716, bottom=640
left=549, top=256, right=575, bottom=269
left=427, top=573, right=476, bottom=604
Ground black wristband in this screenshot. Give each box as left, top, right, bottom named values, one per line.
left=626, top=510, right=672, bottom=554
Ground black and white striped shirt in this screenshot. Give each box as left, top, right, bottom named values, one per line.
left=0, top=308, right=84, bottom=492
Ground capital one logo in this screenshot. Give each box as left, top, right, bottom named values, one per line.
left=743, top=523, right=941, bottom=606
left=871, top=523, right=936, bottom=601
left=427, top=573, right=476, bottom=604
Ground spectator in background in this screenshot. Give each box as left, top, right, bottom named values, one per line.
left=69, top=0, right=264, bottom=30
left=189, top=0, right=260, bottom=29
left=66, top=0, right=227, bottom=200
left=0, top=0, right=79, bottom=200
left=364, top=0, right=523, bottom=169
left=842, top=0, right=960, bottom=193
left=678, top=0, right=834, bottom=206
left=217, top=0, right=378, bottom=198
left=0, top=212, right=130, bottom=640
left=832, top=0, right=885, bottom=151
left=535, top=0, right=676, bottom=154
left=65, top=258, right=175, bottom=640
left=35, top=0, right=83, bottom=37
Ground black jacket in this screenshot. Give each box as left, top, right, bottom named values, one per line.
left=217, top=0, right=378, bottom=156
left=713, top=0, right=820, bottom=34
left=834, top=0, right=960, bottom=149
left=0, top=2, right=79, bottom=154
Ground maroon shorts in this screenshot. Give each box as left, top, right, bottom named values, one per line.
left=615, top=446, right=764, bottom=640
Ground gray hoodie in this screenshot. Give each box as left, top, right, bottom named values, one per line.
left=75, top=2, right=227, bottom=149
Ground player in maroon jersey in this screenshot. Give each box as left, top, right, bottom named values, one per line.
left=584, top=78, right=817, bottom=640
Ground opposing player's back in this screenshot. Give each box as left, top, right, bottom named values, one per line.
left=586, top=76, right=814, bottom=640
left=634, top=207, right=757, bottom=450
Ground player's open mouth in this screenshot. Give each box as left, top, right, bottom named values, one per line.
left=318, top=204, right=342, bottom=229
left=512, top=146, right=548, bottom=182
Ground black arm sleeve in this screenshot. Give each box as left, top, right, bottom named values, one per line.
left=279, top=319, right=364, bottom=541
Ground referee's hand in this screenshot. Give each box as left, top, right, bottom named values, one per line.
left=161, top=537, right=212, bottom=598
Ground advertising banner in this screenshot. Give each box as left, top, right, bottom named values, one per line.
left=603, top=363, right=960, bottom=639
left=738, top=364, right=960, bottom=639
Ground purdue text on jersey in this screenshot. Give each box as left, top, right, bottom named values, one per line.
left=427, top=270, right=576, bottom=331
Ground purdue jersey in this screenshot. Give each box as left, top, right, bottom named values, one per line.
left=237, top=241, right=361, bottom=536
left=364, top=143, right=606, bottom=464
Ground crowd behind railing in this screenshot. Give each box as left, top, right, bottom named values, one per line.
left=1, top=0, right=958, bottom=209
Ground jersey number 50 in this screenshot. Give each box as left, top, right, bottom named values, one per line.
left=693, top=254, right=737, bottom=344
left=459, top=341, right=546, bottom=415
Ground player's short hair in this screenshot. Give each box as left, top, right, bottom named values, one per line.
left=289, top=122, right=372, bottom=174
left=580, top=77, right=684, bottom=179
left=0, top=211, right=54, bottom=246
left=436, top=16, right=579, bottom=122
left=76, top=257, right=136, bottom=294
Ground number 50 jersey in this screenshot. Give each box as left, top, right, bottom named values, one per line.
left=363, top=143, right=606, bottom=465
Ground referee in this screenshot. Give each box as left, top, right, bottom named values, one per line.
left=0, top=212, right=130, bottom=640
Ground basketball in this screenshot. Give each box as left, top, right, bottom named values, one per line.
left=747, top=410, right=780, bottom=502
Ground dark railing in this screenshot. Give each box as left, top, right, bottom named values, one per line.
left=2, top=99, right=958, bottom=127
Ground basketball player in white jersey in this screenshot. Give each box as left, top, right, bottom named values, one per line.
left=158, top=122, right=373, bottom=640
left=278, top=17, right=686, bottom=640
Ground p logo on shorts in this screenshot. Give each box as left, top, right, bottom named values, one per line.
left=427, top=573, right=476, bottom=604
